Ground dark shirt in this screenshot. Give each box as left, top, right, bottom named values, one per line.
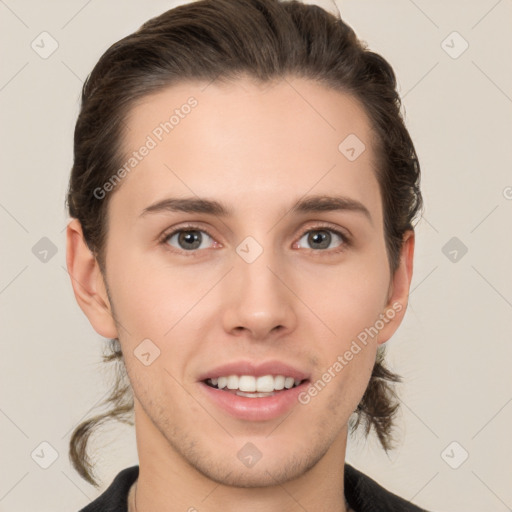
left=78, top=464, right=430, bottom=511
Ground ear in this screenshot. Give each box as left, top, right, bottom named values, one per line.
left=65, top=218, right=118, bottom=339
left=377, top=229, right=415, bottom=345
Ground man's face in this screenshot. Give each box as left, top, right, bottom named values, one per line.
left=101, top=77, right=397, bottom=486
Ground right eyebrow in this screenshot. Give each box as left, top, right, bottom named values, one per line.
left=139, top=197, right=232, bottom=218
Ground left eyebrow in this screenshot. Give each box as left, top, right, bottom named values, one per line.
left=138, top=194, right=373, bottom=225
left=291, top=194, right=373, bottom=225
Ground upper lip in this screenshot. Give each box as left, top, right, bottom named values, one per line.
left=197, top=360, right=311, bottom=382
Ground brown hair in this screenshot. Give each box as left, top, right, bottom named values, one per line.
left=66, top=0, right=423, bottom=487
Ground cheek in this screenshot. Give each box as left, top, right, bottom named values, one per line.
left=295, top=256, right=390, bottom=339
left=294, top=256, right=387, bottom=399
left=106, top=254, right=215, bottom=385
left=106, top=251, right=204, bottom=337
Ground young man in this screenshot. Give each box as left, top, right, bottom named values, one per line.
left=66, top=1, right=428, bottom=510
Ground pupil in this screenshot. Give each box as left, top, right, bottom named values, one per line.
left=309, top=230, right=330, bottom=249
left=179, top=231, right=201, bottom=250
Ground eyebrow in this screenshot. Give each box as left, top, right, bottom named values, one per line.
left=139, top=194, right=372, bottom=224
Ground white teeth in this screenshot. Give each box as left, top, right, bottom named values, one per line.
left=284, top=377, right=295, bottom=389
left=207, top=374, right=303, bottom=392
left=227, top=375, right=238, bottom=390
left=274, top=375, right=285, bottom=390
left=238, top=375, right=256, bottom=392
left=255, top=375, right=275, bottom=393
left=236, top=391, right=275, bottom=398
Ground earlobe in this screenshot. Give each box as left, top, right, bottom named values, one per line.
left=377, top=230, right=415, bottom=345
left=66, top=218, right=118, bottom=339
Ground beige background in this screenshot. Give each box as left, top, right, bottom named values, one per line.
left=1, top=1, right=511, bottom=511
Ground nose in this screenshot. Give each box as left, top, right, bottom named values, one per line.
left=222, top=249, right=298, bottom=341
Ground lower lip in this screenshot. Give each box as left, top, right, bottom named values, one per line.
left=198, top=381, right=310, bottom=421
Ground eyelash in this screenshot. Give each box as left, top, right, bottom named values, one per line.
left=159, top=223, right=351, bottom=257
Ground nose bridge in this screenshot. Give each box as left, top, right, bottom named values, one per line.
left=223, top=237, right=296, bottom=338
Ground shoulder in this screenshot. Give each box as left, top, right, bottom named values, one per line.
left=77, top=465, right=139, bottom=512
left=345, top=464, right=431, bottom=512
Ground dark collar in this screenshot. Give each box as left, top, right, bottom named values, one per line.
left=344, top=464, right=429, bottom=511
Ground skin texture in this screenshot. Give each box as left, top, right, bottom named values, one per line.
left=66, top=77, right=414, bottom=512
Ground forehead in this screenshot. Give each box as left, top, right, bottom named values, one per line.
left=110, top=77, right=381, bottom=222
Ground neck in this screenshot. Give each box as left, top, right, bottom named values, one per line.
left=129, top=400, right=351, bottom=512
left=129, top=481, right=352, bottom=512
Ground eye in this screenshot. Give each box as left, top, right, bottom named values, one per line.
left=163, top=228, right=216, bottom=251
left=295, top=228, right=348, bottom=252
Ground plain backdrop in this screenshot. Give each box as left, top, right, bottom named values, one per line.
left=1, top=1, right=511, bottom=511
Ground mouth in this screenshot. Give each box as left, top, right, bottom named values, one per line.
left=203, top=375, right=308, bottom=398
left=199, top=375, right=310, bottom=422
left=196, top=360, right=311, bottom=420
